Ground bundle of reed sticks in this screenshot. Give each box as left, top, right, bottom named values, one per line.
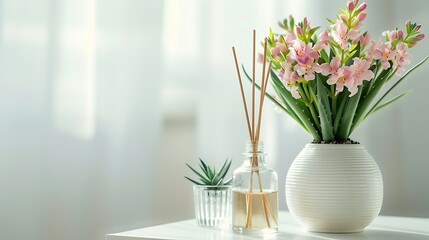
left=232, top=30, right=277, bottom=228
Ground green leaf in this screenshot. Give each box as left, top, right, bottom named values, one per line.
left=337, top=86, right=363, bottom=140
left=320, top=49, right=329, bottom=63
left=353, top=55, right=429, bottom=133
left=206, top=166, right=214, bottom=180
left=351, top=68, right=393, bottom=132
left=338, top=8, right=348, bottom=16
left=333, top=94, right=347, bottom=135
left=184, top=177, right=202, bottom=185
left=368, top=56, right=429, bottom=115
left=186, top=163, right=209, bottom=183
left=212, top=159, right=232, bottom=185
left=199, top=177, right=211, bottom=185
left=223, top=177, right=232, bottom=185
left=316, top=75, right=334, bottom=141
left=308, top=26, right=320, bottom=38
left=365, top=90, right=411, bottom=118
left=271, top=70, right=321, bottom=140
left=273, top=85, right=309, bottom=132
left=198, top=157, right=209, bottom=176
left=269, top=28, right=275, bottom=43
left=345, top=42, right=360, bottom=66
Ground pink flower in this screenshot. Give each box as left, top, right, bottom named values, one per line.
left=270, top=42, right=287, bottom=57
left=313, top=30, right=330, bottom=51
left=291, top=85, right=301, bottom=99
left=320, top=57, right=355, bottom=95
left=353, top=33, right=370, bottom=47
left=336, top=67, right=355, bottom=96
left=394, top=42, right=412, bottom=72
left=283, top=32, right=296, bottom=46
left=320, top=56, right=341, bottom=77
left=289, top=40, right=319, bottom=65
left=351, top=57, right=374, bottom=86
left=373, top=42, right=396, bottom=69
left=332, top=20, right=359, bottom=50
left=294, top=62, right=321, bottom=81
left=364, top=40, right=382, bottom=61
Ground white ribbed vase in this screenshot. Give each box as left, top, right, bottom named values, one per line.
left=286, top=144, right=383, bottom=233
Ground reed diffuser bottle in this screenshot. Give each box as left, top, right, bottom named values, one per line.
left=232, top=141, right=278, bottom=233
left=231, top=30, right=278, bottom=234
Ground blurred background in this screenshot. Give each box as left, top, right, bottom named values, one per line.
left=0, top=0, right=428, bottom=239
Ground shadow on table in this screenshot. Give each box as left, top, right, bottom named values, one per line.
left=305, top=229, right=429, bottom=240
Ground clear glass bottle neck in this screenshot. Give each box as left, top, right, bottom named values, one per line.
left=243, top=140, right=266, bottom=166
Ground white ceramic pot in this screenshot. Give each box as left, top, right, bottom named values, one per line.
left=286, top=144, right=383, bottom=233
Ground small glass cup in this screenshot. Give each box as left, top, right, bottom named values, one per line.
left=193, top=185, right=232, bottom=228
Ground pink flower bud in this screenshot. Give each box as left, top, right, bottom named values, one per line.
left=339, top=14, right=349, bottom=22
left=303, top=17, right=308, bottom=25
left=417, top=34, right=425, bottom=40
left=388, top=31, right=397, bottom=41
left=397, top=30, right=404, bottom=39
left=409, top=42, right=417, bottom=47
left=357, top=12, right=366, bottom=21
left=296, top=26, right=303, bottom=35
left=353, top=0, right=359, bottom=5
left=357, top=3, right=367, bottom=11
left=415, top=25, right=421, bottom=31
left=347, top=1, right=355, bottom=10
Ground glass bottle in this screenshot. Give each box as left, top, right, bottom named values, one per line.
left=232, top=140, right=278, bottom=234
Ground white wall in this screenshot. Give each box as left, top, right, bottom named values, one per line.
left=0, top=0, right=428, bottom=240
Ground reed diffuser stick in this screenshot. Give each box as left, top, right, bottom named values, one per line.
left=251, top=30, right=256, bottom=141
left=255, top=39, right=268, bottom=143
left=232, top=47, right=253, bottom=140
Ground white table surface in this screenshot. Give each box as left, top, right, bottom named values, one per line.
left=106, top=211, right=429, bottom=240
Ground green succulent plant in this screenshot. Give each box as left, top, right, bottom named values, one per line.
left=185, top=158, right=232, bottom=186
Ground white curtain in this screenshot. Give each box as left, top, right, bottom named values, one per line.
left=0, top=0, right=428, bottom=240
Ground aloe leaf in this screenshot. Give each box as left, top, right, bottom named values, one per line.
left=206, top=167, right=215, bottom=181
left=337, top=86, right=363, bottom=140
left=271, top=70, right=321, bottom=140
left=198, top=158, right=209, bottom=176
left=186, top=163, right=209, bottom=182
left=365, top=90, right=411, bottom=119
left=316, top=75, right=334, bottom=141
left=199, top=177, right=211, bottom=185
left=223, top=177, right=232, bottom=185
left=184, top=177, right=202, bottom=185
left=333, top=94, right=347, bottom=135
left=365, top=56, right=429, bottom=119
left=212, top=159, right=231, bottom=185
